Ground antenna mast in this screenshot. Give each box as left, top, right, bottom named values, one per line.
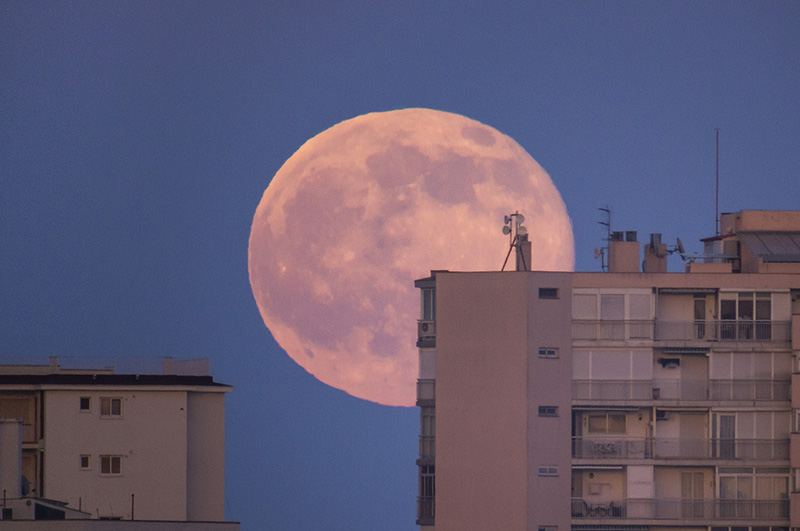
left=596, top=206, right=611, bottom=272
left=715, top=128, right=720, bottom=235
left=501, top=212, right=528, bottom=271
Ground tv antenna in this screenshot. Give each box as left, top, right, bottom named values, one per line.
left=501, top=211, right=528, bottom=271
left=715, top=128, right=720, bottom=235
left=595, top=206, right=611, bottom=271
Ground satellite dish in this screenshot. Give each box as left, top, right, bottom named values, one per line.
left=517, top=214, right=525, bottom=223
left=504, top=215, right=511, bottom=224
left=518, top=225, right=527, bottom=236
left=594, top=247, right=602, bottom=259
left=676, top=238, right=685, bottom=256
left=502, top=226, right=511, bottom=235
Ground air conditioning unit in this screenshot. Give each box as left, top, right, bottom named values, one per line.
left=655, top=410, right=669, bottom=421
left=418, top=321, right=435, bottom=338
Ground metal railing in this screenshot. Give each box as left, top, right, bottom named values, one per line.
left=417, top=496, right=435, bottom=520
left=655, top=320, right=790, bottom=342
left=571, top=497, right=788, bottom=520
left=572, top=437, right=789, bottom=460
left=417, top=379, right=435, bottom=401
left=572, top=379, right=790, bottom=401
left=573, top=320, right=653, bottom=341
left=0, top=356, right=211, bottom=376
left=419, top=436, right=435, bottom=458
left=572, top=320, right=790, bottom=342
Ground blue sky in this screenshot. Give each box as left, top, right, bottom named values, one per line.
left=2, top=2, right=799, bottom=530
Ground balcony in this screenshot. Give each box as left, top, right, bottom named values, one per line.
left=417, top=379, right=435, bottom=402
left=419, top=435, right=435, bottom=458
left=417, top=496, right=434, bottom=524
left=572, top=437, right=789, bottom=461
left=573, top=320, right=653, bottom=341
left=572, top=379, right=790, bottom=402
left=655, top=320, right=790, bottom=342
left=417, top=320, right=435, bottom=348
left=22, top=422, right=35, bottom=443
left=572, top=320, right=791, bottom=342
left=571, top=497, right=788, bottom=520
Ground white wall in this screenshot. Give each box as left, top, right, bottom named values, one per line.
left=187, top=391, right=226, bottom=521
left=44, top=389, right=189, bottom=520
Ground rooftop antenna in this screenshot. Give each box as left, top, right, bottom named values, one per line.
left=715, top=128, right=720, bottom=235
left=501, top=211, right=528, bottom=271
left=596, top=206, right=611, bottom=272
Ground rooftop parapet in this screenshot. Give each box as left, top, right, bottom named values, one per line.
left=0, top=356, right=210, bottom=376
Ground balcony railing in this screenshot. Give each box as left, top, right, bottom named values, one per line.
left=22, top=423, right=35, bottom=443
left=571, top=497, right=788, bottom=520
left=417, top=379, right=435, bottom=401
left=572, top=320, right=790, bottom=342
left=573, top=320, right=653, bottom=341
left=417, top=496, right=435, bottom=521
left=419, top=435, right=435, bottom=458
left=572, top=437, right=789, bottom=461
left=572, top=379, right=790, bottom=401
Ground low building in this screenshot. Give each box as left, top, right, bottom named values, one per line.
left=0, top=356, right=236, bottom=528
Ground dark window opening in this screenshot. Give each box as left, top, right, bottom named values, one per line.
left=539, top=288, right=559, bottom=299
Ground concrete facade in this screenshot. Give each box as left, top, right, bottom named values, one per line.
left=0, top=358, right=232, bottom=524
left=415, top=210, right=800, bottom=531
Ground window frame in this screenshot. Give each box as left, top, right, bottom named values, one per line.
left=100, top=455, right=122, bottom=476
left=80, top=455, right=91, bottom=470
left=587, top=413, right=627, bottom=434
left=538, top=465, right=559, bottom=476
left=538, top=406, right=558, bottom=417
left=538, top=348, right=558, bottom=358
left=100, top=397, right=122, bottom=418
left=79, top=397, right=91, bottom=412
left=538, top=288, right=559, bottom=300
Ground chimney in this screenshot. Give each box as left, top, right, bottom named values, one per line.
left=516, top=233, right=531, bottom=271
left=608, top=231, right=640, bottom=273
left=643, top=233, right=668, bottom=273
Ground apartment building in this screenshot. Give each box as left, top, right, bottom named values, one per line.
left=0, top=356, right=233, bottom=524
left=415, top=210, right=800, bottom=531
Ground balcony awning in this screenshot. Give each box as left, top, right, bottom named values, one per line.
left=572, top=465, right=624, bottom=470
left=739, top=231, right=800, bottom=262
left=657, top=287, right=716, bottom=295
left=572, top=526, right=649, bottom=531
left=656, top=347, right=709, bottom=355
left=572, top=405, right=641, bottom=411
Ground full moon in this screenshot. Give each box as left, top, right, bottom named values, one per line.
left=249, top=108, right=574, bottom=406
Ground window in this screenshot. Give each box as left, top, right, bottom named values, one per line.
left=100, top=455, right=122, bottom=475
left=421, top=288, right=436, bottom=321
left=539, top=288, right=559, bottom=299
left=538, top=527, right=557, bottom=531
left=720, top=292, right=772, bottom=340
left=79, top=397, right=91, bottom=411
left=538, top=465, right=558, bottom=476
left=538, top=348, right=558, bottom=358
left=100, top=398, right=121, bottom=417
left=420, top=406, right=435, bottom=458
left=538, top=406, right=558, bottom=417
left=80, top=455, right=91, bottom=470
left=588, top=413, right=626, bottom=434
left=418, top=465, right=435, bottom=519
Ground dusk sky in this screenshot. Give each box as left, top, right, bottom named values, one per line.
left=3, top=2, right=800, bottom=530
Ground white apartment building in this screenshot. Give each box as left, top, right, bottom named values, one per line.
left=0, top=356, right=233, bottom=525
left=415, top=210, right=800, bottom=531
